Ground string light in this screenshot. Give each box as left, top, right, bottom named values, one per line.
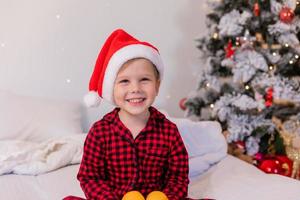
left=213, top=32, right=219, bottom=39
left=66, top=79, right=71, bottom=83
left=289, top=60, right=294, bottom=64
left=56, top=14, right=61, bottom=19
left=245, top=85, right=250, bottom=90
left=272, top=52, right=277, bottom=56
left=210, top=104, right=214, bottom=108
left=206, top=83, right=210, bottom=87
left=269, top=65, right=274, bottom=70
left=285, top=43, right=289, bottom=48
left=295, top=54, right=299, bottom=59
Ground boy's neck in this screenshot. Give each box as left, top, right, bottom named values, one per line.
left=118, top=108, right=150, bottom=138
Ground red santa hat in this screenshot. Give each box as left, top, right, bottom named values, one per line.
left=84, top=29, right=164, bottom=107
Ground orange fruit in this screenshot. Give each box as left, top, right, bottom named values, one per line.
left=146, top=191, right=169, bottom=200
left=122, top=191, right=145, bottom=200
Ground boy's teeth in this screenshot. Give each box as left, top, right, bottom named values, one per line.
left=128, top=98, right=144, bottom=103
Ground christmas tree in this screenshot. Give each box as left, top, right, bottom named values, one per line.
left=185, top=0, right=300, bottom=177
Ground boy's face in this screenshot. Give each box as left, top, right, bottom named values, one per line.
left=113, top=58, right=160, bottom=117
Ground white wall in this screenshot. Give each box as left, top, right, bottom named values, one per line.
left=0, top=0, right=208, bottom=131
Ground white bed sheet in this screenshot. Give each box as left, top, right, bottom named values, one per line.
left=188, top=155, right=300, bottom=200
left=0, top=155, right=300, bottom=200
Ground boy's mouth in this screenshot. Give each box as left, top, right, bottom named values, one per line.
left=126, top=98, right=146, bottom=103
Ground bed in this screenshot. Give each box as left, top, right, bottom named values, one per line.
left=1, top=90, right=300, bottom=200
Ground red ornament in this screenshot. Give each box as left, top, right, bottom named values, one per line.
left=256, top=155, right=295, bottom=177
left=225, top=40, right=235, bottom=58
left=179, top=98, right=187, bottom=110
left=235, top=141, right=246, bottom=150
left=265, top=87, right=273, bottom=107
left=275, top=155, right=293, bottom=177
left=279, top=7, right=295, bottom=23
left=254, top=152, right=264, bottom=162
left=253, top=2, right=260, bottom=17
left=258, top=159, right=281, bottom=174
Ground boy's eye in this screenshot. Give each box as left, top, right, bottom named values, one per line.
left=141, top=78, right=150, bottom=81
left=119, top=79, right=129, bottom=84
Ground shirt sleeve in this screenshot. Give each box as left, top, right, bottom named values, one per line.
left=163, top=125, right=189, bottom=200
left=77, top=124, right=118, bottom=200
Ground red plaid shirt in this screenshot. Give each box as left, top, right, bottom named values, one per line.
left=77, top=106, right=189, bottom=200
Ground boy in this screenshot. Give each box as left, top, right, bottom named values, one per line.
left=78, top=29, right=190, bottom=200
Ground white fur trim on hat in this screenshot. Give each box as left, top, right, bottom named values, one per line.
left=102, top=44, right=164, bottom=104
left=84, top=91, right=101, bottom=107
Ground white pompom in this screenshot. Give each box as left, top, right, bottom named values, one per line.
left=84, top=91, right=101, bottom=107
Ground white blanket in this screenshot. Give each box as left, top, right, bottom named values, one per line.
left=0, top=134, right=86, bottom=175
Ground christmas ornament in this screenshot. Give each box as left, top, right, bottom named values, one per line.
left=225, top=40, right=235, bottom=58
left=146, top=191, right=169, bottom=200
left=272, top=116, right=300, bottom=179
left=265, top=87, right=273, bottom=107
left=179, top=98, right=187, bottom=110
left=258, top=159, right=281, bottom=174
left=122, top=191, right=145, bottom=200
left=257, top=155, right=294, bottom=177
left=276, top=155, right=293, bottom=177
left=279, top=7, right=295, bottom=23
left=235, top=141, right=246, bottom=150
left=254, top=152, right=264, bottom=162
left=253, top=2, right=260, bottom=17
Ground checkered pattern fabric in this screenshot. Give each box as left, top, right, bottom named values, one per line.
left=77, top=107, right=190, bottom=200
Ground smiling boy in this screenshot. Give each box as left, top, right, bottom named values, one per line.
left=77, top=29, right=190, bottom=200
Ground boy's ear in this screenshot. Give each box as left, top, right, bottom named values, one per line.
left=156, top=79, right=161, bottom=95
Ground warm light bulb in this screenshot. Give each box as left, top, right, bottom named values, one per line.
left=66, top=79, right=71, bottom=83
left=289, top=60, right=294, bottom=64
left=245, top=85, right=250, bottom=90
left=285, top=43, right=289, bottom=47
left=269, top=65, right=273, bottom=70
left=213, top=32, right=218, bottom=39
left=206, top=83, right=210, bottom=87
left=210, top=104, right=214, bottom=108
left=272, top=52, right=277, bottom=56
left=295, top=54, right=299, bottom=59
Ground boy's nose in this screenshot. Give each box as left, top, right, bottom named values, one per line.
left=130, top=82, right=141, bottom=93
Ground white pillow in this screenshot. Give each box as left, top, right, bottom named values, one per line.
left=0, top=90, right=82, bottom=142
left=169, top=118, right=226, bottom=158
left=163, top=112, right=228, bottom=178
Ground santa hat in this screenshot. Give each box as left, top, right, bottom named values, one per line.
left=84, top=29, right=164, bottom=107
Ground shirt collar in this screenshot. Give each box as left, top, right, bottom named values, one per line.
left=103, top=106, right=166, bottom=138
left=103, top=106, right=165, bottom=123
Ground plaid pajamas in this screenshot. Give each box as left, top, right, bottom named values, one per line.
left=77, top=106, right=190, bottom=200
